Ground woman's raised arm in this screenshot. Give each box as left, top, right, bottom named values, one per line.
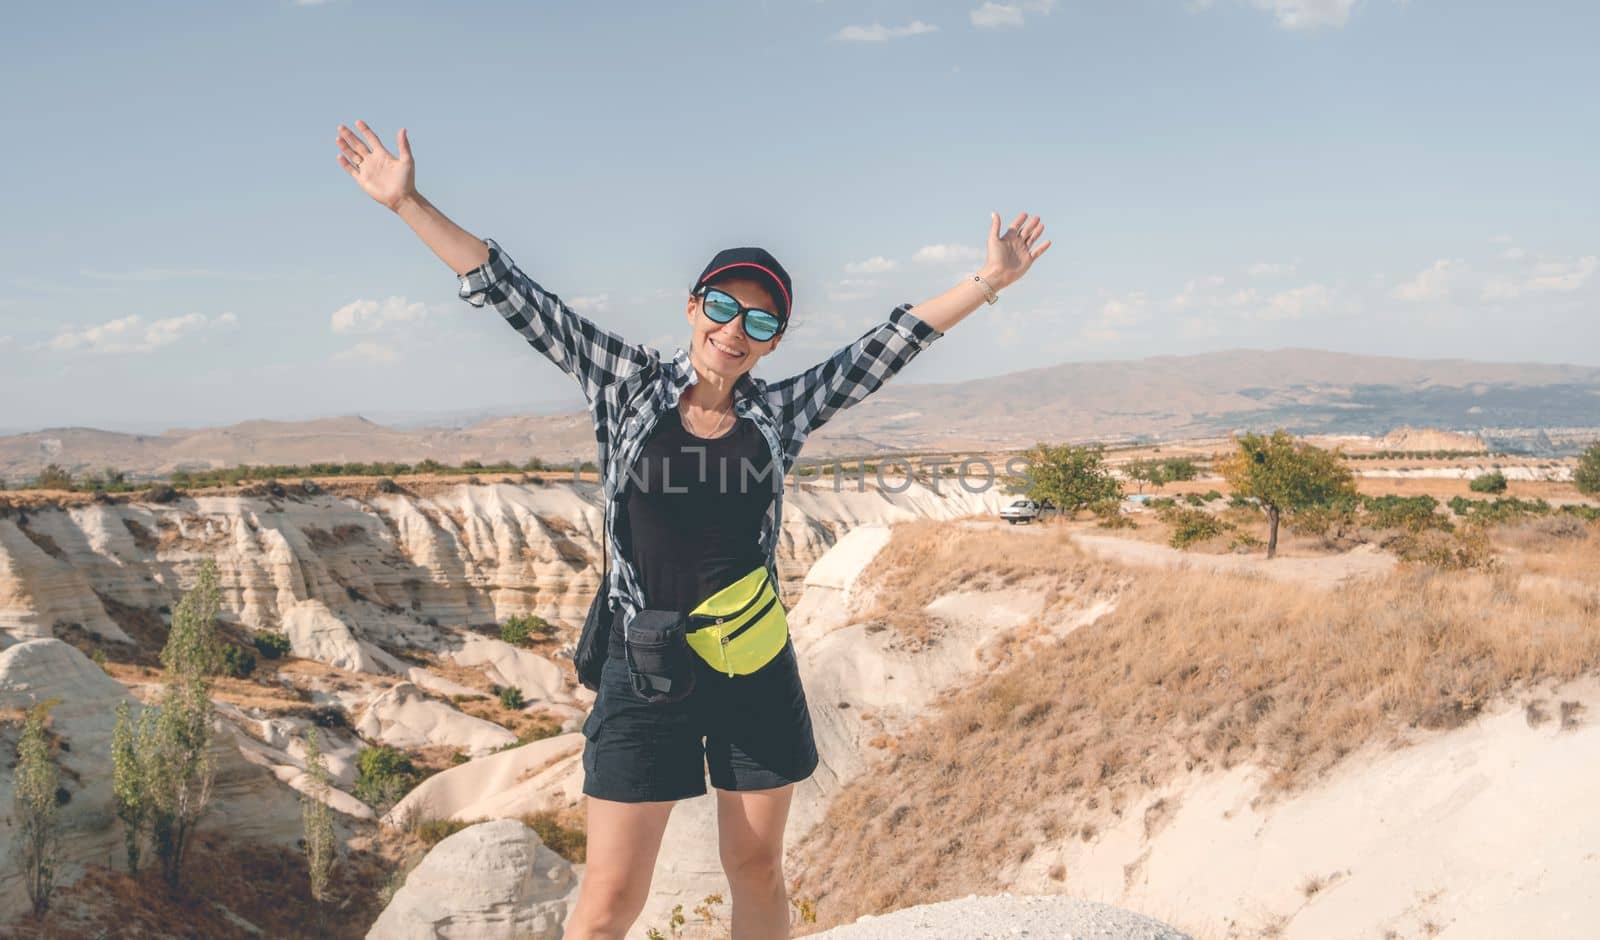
left=337, top=120, right=487, bottom=275
left=336, top=120, right=652, bottom=403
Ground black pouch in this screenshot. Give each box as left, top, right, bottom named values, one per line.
left=573, top=582, right=611, bottom=693
left=624, top=609, right=697, bottom=705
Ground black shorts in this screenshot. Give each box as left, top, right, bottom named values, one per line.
left=581, top=634, right=820, bottom=803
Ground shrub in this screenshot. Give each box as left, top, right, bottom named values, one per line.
left=1161, top=506, right=1228, bottom=550
left=519, top=809, right=587, bottom=864
left=1392, top=526, right=1495, bottom=570
left=1449, top=496, right=1553, bottom=525
left=1576, top=441, right=1600, bottom=496
left=355, top=746, right=418, bottom=810
left=254, top=631, right=292, bottom=659
left=375, top=478, right=401, bottom=494
left=1091, top=499, right=1134, bottom=529
left=500, top=613, right=555, bottom=647
left=143, top=483, right=180, bottom=503
left=221, top=645, right=256, bottom=679
left=1362, top=495, right=1448, bottom=532
left=1183, top=493, right=1205, bottom=507
left=497, top=685, right=526, bottom=710
left=1469, top=471, right=1508, bottom=494
left=34, top=464, right=74, bottom=491
left=1203, top=489, right=1224, bottom=501
left=415, top=816, right=472, bottom=847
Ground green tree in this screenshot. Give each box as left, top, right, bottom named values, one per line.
left=160, top=560, right=226, bottom=679
left=1016, top=442, right=1121, bottom=515
left=11, top=701, right=62, bottom=917
left=114, top=558, right=225, bottom=891
left=1575, top=441, right=1600, bottom=496
left=35, top=464, right=73, bottom=491
left=111, top=700, right=151, bottom=873
left=302, top=728, right=336, bottom=916
left=1217, top=430, right=1357, bottom=559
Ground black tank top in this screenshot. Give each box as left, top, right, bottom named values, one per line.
left=611, top=406, right=776, bottom=647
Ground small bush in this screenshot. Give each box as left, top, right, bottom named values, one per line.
left=375, top=477, right=401, bottom=494
left=1362, top=494, right=1448, bottom=532
left=1203, top=489, right=1224, bottom=501
left=1091, top=499, right=1134, bottom=529
left=500, top=613, right=555, bottom=647
left=1183, top=493, right=1206, bottom=507
left=221, top=645, right=256, bottom=678
left=142, top=483, right=180, bottom=503
left=1392, top=527, right=1496, bottom=570
left=1161, top=506, right=1228, bottom=549
left=1469, top=471, right=1508, bottom=494
left=253, top=631, right=292, bottom=659
left=497, top=686, right=526, bottom=710
left=355, top=746, right=418, bottom=810
left=519, top=809, right=586, bottom=864
left=415, top=817, right=472, bottom=847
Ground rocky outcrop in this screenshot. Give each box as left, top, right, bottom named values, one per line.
left=383, top=733, right=586, bottom=826
left=354, top=681, right=518, bottom=757
left=365, top=819, right=575, bottom=940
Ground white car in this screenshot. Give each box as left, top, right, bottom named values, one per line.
left=1000, top=498, right=1045, bottom=524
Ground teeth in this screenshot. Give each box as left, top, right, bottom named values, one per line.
left=710, top=337, right=745, bottom=357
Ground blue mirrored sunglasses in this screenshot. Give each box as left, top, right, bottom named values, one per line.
left=696, top=287, right=785, bottom=342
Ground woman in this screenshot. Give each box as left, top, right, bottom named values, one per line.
left=336, top=119, right=1049, bottom=939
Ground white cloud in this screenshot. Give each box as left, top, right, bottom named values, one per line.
left=1392, top=259, right=1462, bottom=302
left=1526, top=255, right=1596, bottom=293
left=334, top=341, right=398, bottom=363
left=566, top=294, right=610, bottom=313
left=330, top=296, right=429, bottom=334
left=971, top=0, right=1056, bottom=28
left=844, top=256, right=899, bottom=274
left=913, top=244, right=982, bottom=264
left=46, top=311, right=236, bottom=354
left=833, top=20, right=938, bottom=42
left=1247, top=0, right=1361, bottom=30
left=1258, top=283, right=1331, bottom=320
left=1245, top=261, right=1298, bottom=277
left=1481, top=278, right=1521, bottom=302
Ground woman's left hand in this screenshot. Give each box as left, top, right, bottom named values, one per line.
left=981, top=211, right=1051, bottom=291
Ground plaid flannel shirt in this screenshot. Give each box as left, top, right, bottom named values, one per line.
left=458, top=237, right=942, bottom=627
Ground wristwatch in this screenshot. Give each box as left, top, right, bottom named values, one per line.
left=972, top=273, right=999, bottom=305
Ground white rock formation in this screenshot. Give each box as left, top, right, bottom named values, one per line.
left=365, top=819, right=575, bottom=940
left=354, top=681, right=518, bottom=757
left=384, top=733, right=586, bottom=826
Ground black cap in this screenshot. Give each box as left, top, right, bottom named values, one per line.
left=693, top=247, right=793, bottom=326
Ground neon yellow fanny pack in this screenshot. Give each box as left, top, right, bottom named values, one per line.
left=684, top=566, right=788, bottom=677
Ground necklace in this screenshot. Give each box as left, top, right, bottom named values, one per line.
left=680, top=399, right=735, bottom=439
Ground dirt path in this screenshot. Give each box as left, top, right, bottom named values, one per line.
left=1069, top=532, right=1395, bottom=589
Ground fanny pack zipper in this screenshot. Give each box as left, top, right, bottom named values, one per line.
left=717, top=593, right=779, bottom=676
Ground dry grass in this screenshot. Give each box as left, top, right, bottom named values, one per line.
left=854, top=520, right=1123, bottom=650
left=789, top=519, right=1600, bottom=933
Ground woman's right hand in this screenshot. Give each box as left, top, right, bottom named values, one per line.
left=337, top=120, right=415, bottom=212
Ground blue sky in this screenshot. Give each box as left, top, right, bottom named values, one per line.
left=2, top=0, right=1596, bottom=433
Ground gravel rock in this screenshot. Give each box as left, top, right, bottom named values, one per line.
left=807, top=893, right=1192, bottom=940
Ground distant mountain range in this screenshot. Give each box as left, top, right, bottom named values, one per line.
left=4, top=348, right=1597, bottom=482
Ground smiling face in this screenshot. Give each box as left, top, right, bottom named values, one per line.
left=685, top=275, right=785, bottom=384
